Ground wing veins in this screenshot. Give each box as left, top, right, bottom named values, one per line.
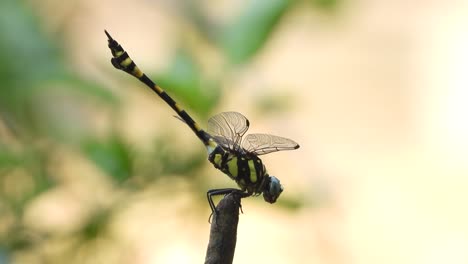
left=242, top=133, right=299, bottom=155
left=207, top=112, right=250, bottom=152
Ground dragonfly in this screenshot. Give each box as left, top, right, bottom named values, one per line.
left=105, top=30, right=300, bottom=215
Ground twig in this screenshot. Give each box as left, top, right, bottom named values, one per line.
left=204, top=192, right=242, bottom=264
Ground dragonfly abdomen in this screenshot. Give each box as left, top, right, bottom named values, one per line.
left=105, top=30, right=211, bottom=146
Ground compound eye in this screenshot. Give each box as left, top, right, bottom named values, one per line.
left=263, top=176, right=283, bottom=203
left=270, top=176, right=283, bottom=193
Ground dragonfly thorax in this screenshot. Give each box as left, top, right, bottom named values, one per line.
left=205, top=111, right=298, bottom=204
left=208, top=145, right=273, bottom=196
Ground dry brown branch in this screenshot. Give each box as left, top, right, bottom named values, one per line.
left=204, top=192, right=243, bottom=264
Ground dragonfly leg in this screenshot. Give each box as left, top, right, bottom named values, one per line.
left=232, top=191, right=251, bottom=214
left=207, top=188, right=247, bottom=223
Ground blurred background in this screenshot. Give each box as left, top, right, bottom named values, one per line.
left=1, top=0, right=468, bottom=263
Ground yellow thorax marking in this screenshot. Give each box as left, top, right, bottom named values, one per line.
left=227, top=157, right=238, bottom=178
left=248, top=160, right=257, bottom=183
left=213, top=154, right=222, bottom=166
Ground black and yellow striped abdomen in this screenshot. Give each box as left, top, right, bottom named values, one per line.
left=105, top=30, right=212, bottom=146
left=208, top=146, right=267, bottom=194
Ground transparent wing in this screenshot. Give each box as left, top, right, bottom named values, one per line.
left=242, top=133, right=300, bottom=156
left=207, top=112, right=250, bottom=151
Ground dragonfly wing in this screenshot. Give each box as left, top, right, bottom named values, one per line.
left=242, top=133, right=300, bottom=156
left=207, top=112, right=250, bottom=151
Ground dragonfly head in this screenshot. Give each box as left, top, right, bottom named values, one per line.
left=263, top=176, right=283, bottom=203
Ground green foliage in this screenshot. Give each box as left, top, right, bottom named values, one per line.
left=0, top=0, right=61, bottom=135
left=0, top=0, right=116, bottom=255
left=275, top=195, right=303, bottom=210
left=218, top=0, right=293, bottom=64
left=0, top=0, right=116, bottom=136
left=0, top=0, right=62, bottom=85
left=149, top=136, right=207, bottom=177
left=82, top=136, right=133, bottom=182
left=155, top=48, right=220, bottom=117
left=0, top=249, right=9, bottom=264
left=311, top=0, right=340, bottom=11
left=0, top=147, right=22, bottom=169
left=255, top=92, right=295, bottom=115
left=80, top=210, right=111, bottom=240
